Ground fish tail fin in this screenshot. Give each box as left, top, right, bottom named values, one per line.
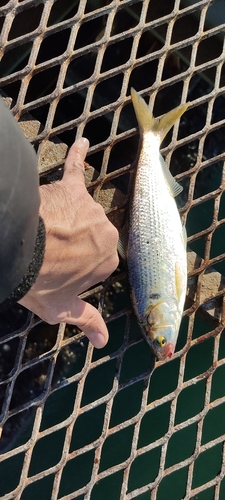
left=131, top=87, right=155, bottom=133
left=131, top=88, right=188, bottom=141
left=157, top=102, right=189, bottom=141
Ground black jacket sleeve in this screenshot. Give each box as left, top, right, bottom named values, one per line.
left=0, top=98, right=45, bottom=307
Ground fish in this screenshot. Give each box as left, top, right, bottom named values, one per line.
left=120, top=88, right=188, bottom=360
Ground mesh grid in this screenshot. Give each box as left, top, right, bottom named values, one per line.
left=1, top=0, right=225, bottom=498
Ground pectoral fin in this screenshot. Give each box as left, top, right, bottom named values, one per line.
left=118, top=222, right=128, bottom=260
left=175, top=262, right=186, bottom=304
left=182, top=225, right=187, bottom=248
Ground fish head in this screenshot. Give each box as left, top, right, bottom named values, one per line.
left=143, top=301, right=181, bottom=360
left=151, top=330, right=175, bottom=360
left=142, top=325, right=175, bottom=360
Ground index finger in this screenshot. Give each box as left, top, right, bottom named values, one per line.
left=56, top=297, right=109, bottom=348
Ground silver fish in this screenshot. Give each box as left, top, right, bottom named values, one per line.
left=124, top=89, right=188, bottom=360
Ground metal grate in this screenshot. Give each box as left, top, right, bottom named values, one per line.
left=1, top=0, right=225, bottom=498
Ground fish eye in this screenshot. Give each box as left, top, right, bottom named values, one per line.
left=156, top=336, right=167, bottom=347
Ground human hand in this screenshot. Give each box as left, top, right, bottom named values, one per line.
left=19, top=138, right=119, bottom=348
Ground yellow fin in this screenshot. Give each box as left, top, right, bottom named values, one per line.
left=131, top=87, right=189, bottom=142
left=131, top=88, right=155, bottom=134
left=175, top=262, right=185, bottom=303
left=182, top=225, right=187, bottom=248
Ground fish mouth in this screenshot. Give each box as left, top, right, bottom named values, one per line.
left=141, top=328, right=175, bottom=360
left=156, top=342, right=175, bottom=360
left=147, top=340, right=175, bottom=360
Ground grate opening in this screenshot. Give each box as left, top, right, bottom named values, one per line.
left=47, top=0, right=79, bottom=26
left=8, top=4, right=44, bottom=40
left=0, top=42, right=32, bottom=78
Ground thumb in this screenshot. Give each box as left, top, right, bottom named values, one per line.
left=62, top=297, right=109, bottom=349
left=62, top=137, right=90, bottom=185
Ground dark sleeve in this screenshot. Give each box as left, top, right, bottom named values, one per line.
left=0, top=98, right=45, bottom=306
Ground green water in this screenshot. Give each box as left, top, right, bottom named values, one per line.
left=1, top=310, right=225, bottom=499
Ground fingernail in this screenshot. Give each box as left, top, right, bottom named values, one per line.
left=89, top=331, right=107, bottom=349
left=75, top=137, right=89, bottom=150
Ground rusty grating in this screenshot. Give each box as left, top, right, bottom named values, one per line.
left=1, top=0, right=225, bottom=498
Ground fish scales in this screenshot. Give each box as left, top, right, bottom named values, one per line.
left=128, top=137, right=185, bottom=318
left=127, top=89, right=188, bottom=360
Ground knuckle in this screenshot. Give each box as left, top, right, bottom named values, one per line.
left=111, top=225, right=119, bottom=244
left=73, top=159, right=85, bottom=172
left=112, top=252, right=119, bottom=269
left=107, top=253, right=119, bottom=275
left=98, top=211, right=119, bottom=241
left=100, top=253, right=119, bottom=281
left=66, top=159, right=85, bottom=176
left=92, top=200, right=105, bottom=217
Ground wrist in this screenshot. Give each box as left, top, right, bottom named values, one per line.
left=0, top=216, right=46, bottom=312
